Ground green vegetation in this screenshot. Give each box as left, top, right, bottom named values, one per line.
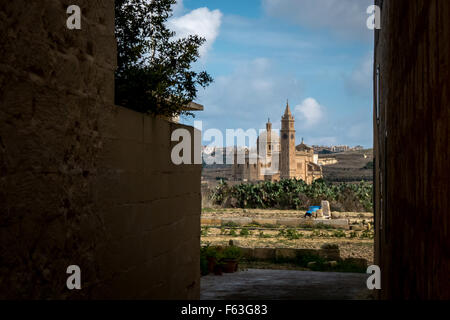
left=222, top=221, right=240, bottom=228
left=349, top=231, right=358, bottom=238
left=210, top=179, right=373, bottom=212
left=278, top=229, right=304, bottom=240
left=360, top=229, right=374, bottom=239
left=294, top=253, right=366, bottom=273
left=332, top=230, right=347, bottom=238
left=201, top=226, right=210, bottom=236
left=258, top=231, right=272, bottom=238
left=261, top=223, right=277, bottom=229
left=221, top=246, right=243, bottom=260
left=115, top=0, right=213, bottom=116
left=363, top=161, right=374, bottom=170
left=239, top=228, right=251, bottom=237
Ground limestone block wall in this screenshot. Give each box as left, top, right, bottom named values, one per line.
left=374, top=0, right=450, bottom=299
left=94, top=107, right=201, bottom=299
left=0, top=0, right=201, bottom=299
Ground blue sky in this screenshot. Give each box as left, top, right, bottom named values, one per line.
left=169, top=0, right=374, bottom=148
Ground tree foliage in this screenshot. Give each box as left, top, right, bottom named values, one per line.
left=115, top=0, right=213, bottom=116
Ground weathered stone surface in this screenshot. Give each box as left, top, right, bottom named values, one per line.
left=327, top=261, right=338, bottom=267
left=321, top=200, right=331, bottom=218
left=239, top=247, right=254, bottom=259
left=252, top=218, right=278, bottom=226
left=0, top=0, right=201, bottom=300
left=275, top=248, right=298, bottom=260
left=331, top=212, right=341, bottom=219
left=350, top=225, right=365, bottom=231
left=319, top=249, right=341, bottom=261
left=253, top=248, right=276, bottom=260
left=201, top=218, right=222, bottom=225
left=276, top=218, right=302, bottom=227
left=314, top=219, right=349, bottom=230
left=221, top=217, right=252, bottom=226
left=344, top=258, right=367, bottom=270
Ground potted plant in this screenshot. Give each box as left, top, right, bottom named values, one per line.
left=202, top=245, right=221, bottom=274
left=214, top=260, right=225, bottom=276
left=220, top=246, right=243, bottom=273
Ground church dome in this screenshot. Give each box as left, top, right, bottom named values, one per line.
left=296, top=141, right=313, bottom=152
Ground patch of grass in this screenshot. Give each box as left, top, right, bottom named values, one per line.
left=262, top=223, right=277, bottom=229
left=309, top=229, right=329, bottom=238
left=239, top=228, right=251, bottom=237
left=360, top=229, right=374, bottom=239
left=285, top=229, right=303, bottom=240
left=245, top=223, right=261, bottom=228
left=258, top=231, right=272, bottom=238
left=332, top=230, right=347, bottom=238
left=229, top=229, right=238, bottom=237
left=222, top=221, right=240, bottom=228
left=201, top=226, right=210, bottom=236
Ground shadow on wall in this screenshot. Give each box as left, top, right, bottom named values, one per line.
left=0, top=0, right=201, bottom=299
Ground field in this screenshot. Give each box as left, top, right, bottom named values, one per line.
left=201, top=208, right=374, bottom=266
left=320, top=149, right=373, bottom=182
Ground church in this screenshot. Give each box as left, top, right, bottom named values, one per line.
left=232, top=101, right=322, bottom=184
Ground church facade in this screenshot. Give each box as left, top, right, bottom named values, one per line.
left=232, top=102, right=322, bottom=184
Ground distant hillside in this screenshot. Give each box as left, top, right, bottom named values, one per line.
left=320, top=149, right=374, bottom=182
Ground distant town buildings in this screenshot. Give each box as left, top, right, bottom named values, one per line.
left=231, top=102, right=322, bottom=184
left=201, top=106, right=367, bottom=184
left=312, top=144, right=365, bottom=154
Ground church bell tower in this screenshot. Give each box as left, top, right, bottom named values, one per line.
left=280, top=100, right=296, bottom=179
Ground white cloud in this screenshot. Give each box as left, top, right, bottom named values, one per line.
left=167, top=7, right=223, bottom=58
left=295, top=98, right=325, bottom=128
left=262, top=0, right=374, bottom=41
left=345, top=53, right=373, bottom=96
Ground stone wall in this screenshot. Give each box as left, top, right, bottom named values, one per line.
left=94, top=107, right=201, bottom=299
left=0, top=0, right=201, bottom=299
left=374, top=0, right=450, bottom=299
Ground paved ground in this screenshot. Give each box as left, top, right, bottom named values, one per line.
left=201, top=269, right=373, bottom=300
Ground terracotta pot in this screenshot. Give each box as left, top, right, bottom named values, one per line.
left=207, top=257, right=217, bottom=274
left=222, top=259, right=238, bottom=273
left=213, top=264, right=223, bottom=276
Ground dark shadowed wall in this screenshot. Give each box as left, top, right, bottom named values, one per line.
left=374, top=0, right=450, bottom=299
left=0, top=0, right=200, bottom=299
